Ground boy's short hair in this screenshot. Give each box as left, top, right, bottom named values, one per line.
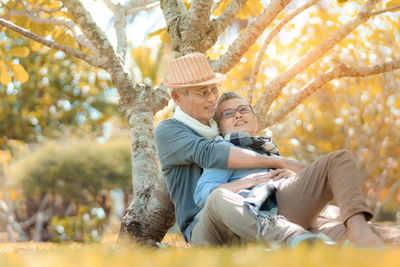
left=214, top=92, right=246, bottom=123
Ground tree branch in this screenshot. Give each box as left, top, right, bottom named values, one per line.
left=127, top=1, right=160, bottom=15
left=161, top=0, right=187, bottom=28
left=62, top=0, right=137, bottom=114
left=4, top=9, right=99, bottom=56
left=103, top=0, right=118, bottom=13
left=152, top=85, right=170, bottom=114
left=0, top=18, right=104, bottom=68
left=254, top=0, right=379, bottom=125
left=213, top=0, right=248, bottom=36
left=211, top=0, right=291, bottom=74
left=160, top=0, right=187, bottom=55
left=259, top=59, right=400, bottom=128
left=114, top=4, right=128, bottom=63
left=372, top=4, right=400, bottom=16
left=247, top=0, right=320, bottom=104
left=188, top=0, right=213, bottom=21
left=375, top=175, right=400, bottom=215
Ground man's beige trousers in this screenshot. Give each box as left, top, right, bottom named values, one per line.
left=191, top=150, right=373, bottom=245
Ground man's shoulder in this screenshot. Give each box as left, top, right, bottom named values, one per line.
left=156, top=118, right=189, bottom=132
left=155, top=119, right=194, bottom=141
left=157, top=118, right=179, bottom=128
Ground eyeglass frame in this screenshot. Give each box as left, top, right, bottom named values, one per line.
left=220, top=104, right=253, bottom=119
left=188, top=85, right=220, bottom=99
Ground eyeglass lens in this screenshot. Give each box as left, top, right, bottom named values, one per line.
left=198, top=86, right=219, bottom=98
left=221, top=105, right=251, bottom=118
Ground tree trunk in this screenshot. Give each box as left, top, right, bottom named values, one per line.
left=119, top=84, right=175, bottom=245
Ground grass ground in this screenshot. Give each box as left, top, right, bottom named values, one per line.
left=1, top=234, right=400, bottom=267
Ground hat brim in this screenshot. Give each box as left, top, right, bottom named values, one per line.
left=163, top=73, right=226, bottom=89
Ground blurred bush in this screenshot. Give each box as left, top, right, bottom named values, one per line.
left=51, top=206, right=107, bottom=242
left=5, top=138, right=132, bottom=242
left=11, top=138, right=131, bottom=200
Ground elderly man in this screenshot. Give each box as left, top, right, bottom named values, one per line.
left=154, top=52, right=388, bottom=247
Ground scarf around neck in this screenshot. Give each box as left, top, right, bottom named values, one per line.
left=216, top=132, right=280, bottom=156
left=173, top=106, right=219, bottom=138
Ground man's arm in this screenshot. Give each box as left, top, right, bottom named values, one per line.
left=227, top=146, right=305, bottom=172
left=155, top=120, right=231, bottom=169
left=155, top=120, right=304, bottom=172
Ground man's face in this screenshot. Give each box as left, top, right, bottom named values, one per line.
left=173, top=85, right=219, bottom=124
left=217, top=98, right=258, bottom=136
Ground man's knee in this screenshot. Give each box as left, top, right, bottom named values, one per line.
left=329, top=149, right=354, bottom=162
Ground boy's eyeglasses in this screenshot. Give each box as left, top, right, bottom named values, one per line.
left=220, top=104, right=252, bottom=118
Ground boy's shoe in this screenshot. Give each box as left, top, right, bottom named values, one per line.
left=258, top=214, right=336, bottom=248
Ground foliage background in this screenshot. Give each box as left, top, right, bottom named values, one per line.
left=1, top=0, right=400, bottom=246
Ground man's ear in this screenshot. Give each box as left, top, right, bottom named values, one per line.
left=171, top=90, right=182, bottom=105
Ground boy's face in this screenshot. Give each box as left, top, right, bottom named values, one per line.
left=217, top=98, right=258, bottom=136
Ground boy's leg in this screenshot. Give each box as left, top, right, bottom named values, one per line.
left=276, top=150, right=384, bottom=246
left=311, top=206, right=400, bottom=246
left=276, top=150, right=373, bottom=229
left=309, top=216, right=348, bottom=242
left=190, top=188, right=308, bottom=246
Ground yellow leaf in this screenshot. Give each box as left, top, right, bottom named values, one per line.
left=10, top=189, right=19, bottom=201
left=53, top=28, right=64, bottom=42
left=0, top=150, right=11, bottom=164
left=9, top=62, right=29, bottom=83
left=65, top=34, right=75, bottom=48
left=386, top=0, right=400, bottom=9
left=45, top=1, right=61, bottom=9
left=237, top=0, right=264, bottom=19
left=8, top=47, right=30, bottom=58
left=394, top=97, right=400, bottom=109
left=0, top=62, right=12, bottom=85
left=182, top=0, right=191, bottom=9
left=29, top=39, right=42, bottom=52
left=38, top=0, right=50, bottom=5
left=147, top=28, right=171, bottom=43
left=212, top=0, right=230, bottom=16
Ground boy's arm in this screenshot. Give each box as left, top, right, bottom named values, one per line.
left=217, top=172, right=271, bottom=192
left=194, top=168, right=232, bottom=208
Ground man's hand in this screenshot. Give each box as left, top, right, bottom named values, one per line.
left=266, top=168, right=297, bottom=181
left=278, top=158, right=305, bottom=173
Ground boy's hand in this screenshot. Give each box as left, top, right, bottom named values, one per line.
left=241, top=172, right=272, bottom=188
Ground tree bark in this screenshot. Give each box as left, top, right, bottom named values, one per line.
left=118, top=83, right=175, bottom=245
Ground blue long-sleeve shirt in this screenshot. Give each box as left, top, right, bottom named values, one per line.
left=194, top=163, right=269, bottom=208
left=154, top=119, right=232, bottom=242
left=194, top=142, right=282, bottom=209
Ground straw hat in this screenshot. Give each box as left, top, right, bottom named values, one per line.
left=163, top=52, right=226, bottom=88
